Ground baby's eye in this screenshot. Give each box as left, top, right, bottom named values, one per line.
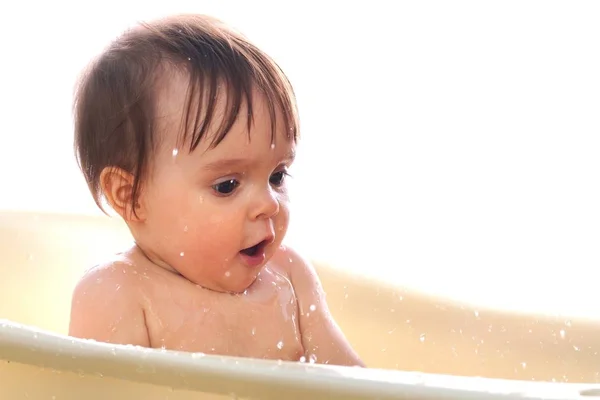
left=269, top=171, right=288, bottom=187
left=212, top=179, right=239, bottom=195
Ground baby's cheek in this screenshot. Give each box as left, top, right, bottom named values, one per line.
left=275, top=205, right=290, bottom=234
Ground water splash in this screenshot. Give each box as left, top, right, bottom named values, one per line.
left=559, top=329, right=566, bottom=339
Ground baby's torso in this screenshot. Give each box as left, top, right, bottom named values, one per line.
left=138, top=265, right=304, bottom=361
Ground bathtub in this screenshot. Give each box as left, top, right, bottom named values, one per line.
left=1, top=210, right=600, bottom=399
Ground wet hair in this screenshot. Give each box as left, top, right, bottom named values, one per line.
left=73, top=14, right=299, bottom=216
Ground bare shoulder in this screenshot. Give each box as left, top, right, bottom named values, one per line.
left=69, top=259, right=149, bottom=346
left=270, top=245, right=327, bottom=315
left=271, top=245, right=365, bottom=367
left=270, top=245, right=320, bottom=286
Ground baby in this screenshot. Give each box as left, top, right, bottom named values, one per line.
left=68, top=14, right=364, bottom=368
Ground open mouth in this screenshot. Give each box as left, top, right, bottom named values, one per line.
left=240, top=240, right=267, bottom=257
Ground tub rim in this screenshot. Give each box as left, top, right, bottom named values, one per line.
left=0, top=320, right=597, bottom=400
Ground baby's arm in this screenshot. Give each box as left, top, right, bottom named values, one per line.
left=69, top=264, right=150, bottom=347
left=283, top=248, right=365, bottom=367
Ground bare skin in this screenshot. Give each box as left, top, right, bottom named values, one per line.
left=69, top=71, right=364, bottom=367
left=69, top=245, right=363, bottom=365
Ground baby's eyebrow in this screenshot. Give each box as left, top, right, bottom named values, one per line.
left=202, top=151, right=296, bottom=172
left=284, top=150, right=296, bottom=163
left=202, top=158, right=249, bottom=172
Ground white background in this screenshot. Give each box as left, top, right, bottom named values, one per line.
left=1, top=1, right=599, bottom=317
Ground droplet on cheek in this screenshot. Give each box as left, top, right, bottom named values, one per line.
left=172, top=149, right=179, bottom=157
left=309, top=304, right=316, bottom=312
left=224, top=271, right=231, bottom=278
left=183, top=225, right=189, bottom=233
left=180, top=252, right=185, bottom=257
left=270, top=143, right=275, bottom=150
left=276, top=341, right=284, bottom=350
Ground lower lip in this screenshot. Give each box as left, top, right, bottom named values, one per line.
left=239, top=251, right=266, bottom=268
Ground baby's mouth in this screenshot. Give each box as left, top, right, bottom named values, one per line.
left=240, top=240, right=267, bottom=257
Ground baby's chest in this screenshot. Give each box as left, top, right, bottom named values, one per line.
left=150, top=283, right=303, bottom=360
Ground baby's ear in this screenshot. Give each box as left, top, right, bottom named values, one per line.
left=99, top=167, right=145, bottom=222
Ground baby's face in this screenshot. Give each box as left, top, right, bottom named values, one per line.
left=139, top=75, right=295, bottom=293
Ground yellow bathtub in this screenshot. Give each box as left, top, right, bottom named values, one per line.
left=1, top=210, right=600, bottom=399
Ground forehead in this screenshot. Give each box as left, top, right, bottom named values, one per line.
left=154, top=71, right=295, bottom=160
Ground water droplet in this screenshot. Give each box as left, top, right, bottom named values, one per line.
left=559, top=329, right=566, bottom=339
left=115, top=284, right=121, bottom=291
left=251, top=327, right=256, bottom=335
left=474, top=310, right=479, bottom=318
left=573, top=345, right=580, bottom=351
left=419, top=334, right=426, bottom=343
left=191, top=352, right=205, bottom=358
left=172, top=149, right=179, bottom=156
left=224, top=271, right=231, bottom=278
left=565, top=320, right=572, bottom=327
left=270, top=143, right=275, bottom=149
left=276, top=341, right=284, bottom=350
left=344, top=294, right=348, bottom=299
left=183, top=225, right=188, bottom=232
left=308, top=354, right=317, bottom=364
left=180, top=252, right=185, bottom=257
left=521, top=361, right=527, bottom=369
left=199, top=196, right=204, bottom=204
left=288, top=257, right=292, bottom=263
left=309, top=304, right=316, bottom=312
left=187, top=57, right=191, bottom=61
left=299, top=356, right=306, bottom=363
